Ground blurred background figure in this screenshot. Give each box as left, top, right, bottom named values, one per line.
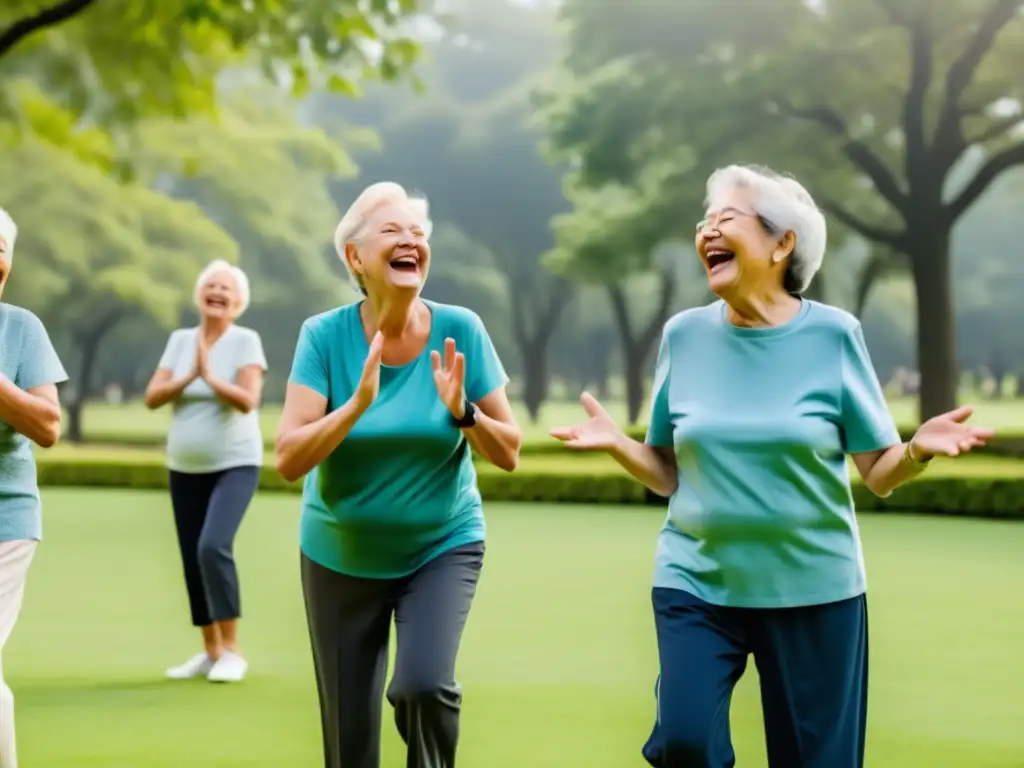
left=275, top=182, right=521, bottom=768
left=0, top=206, right=68, bottom=767
left=143, top=260, right=267, bottom=684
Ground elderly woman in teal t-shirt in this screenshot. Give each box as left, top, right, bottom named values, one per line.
left=0, top=207, right=69, bottom=768
left=552, top=164, right=994, bottom=768
left=275, top=182, right=522, bottom=768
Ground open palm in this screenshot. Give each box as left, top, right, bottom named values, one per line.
left=550, top=392, right=622, bottom=451
left=912, top=405, right=994, bottom=458
left=431, top=337, right=466, bottom=418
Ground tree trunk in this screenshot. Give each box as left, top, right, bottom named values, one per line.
left=606, top=271, right=676, bottom=425
left=65, top=399, right=85, bottom=443
left=520, top=340, right=548, bottom=421
left=909, top=231, right=957, bottom=422
left=66, top=310, right=126, bottom=442
left=509, top=279, right=574, bottom=423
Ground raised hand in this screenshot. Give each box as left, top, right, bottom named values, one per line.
left=431, top=337, right=466, bottom=419
left=550, top=392, right=623, bottom=451
left=911, top=405, right=995, bottom=459
left=354, top=332, right=384, bottom=410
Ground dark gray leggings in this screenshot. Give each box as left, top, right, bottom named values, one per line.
left=169, top=466, right=260, bottom=626
left=301, top=541, right=484, bottom=768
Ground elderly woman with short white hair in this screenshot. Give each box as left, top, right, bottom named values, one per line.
left=552, top=164, right=994, bottom=768
left=276, top=182, right=521, bottom=768
left=144, top=259, right=267, bottom=684
left=0, top=207, right=68, bottom=767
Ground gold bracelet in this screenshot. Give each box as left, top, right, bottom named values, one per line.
left=902, top=441, right=931, bottom=468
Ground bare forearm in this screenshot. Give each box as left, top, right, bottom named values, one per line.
left=206, top=375, right=258, bottom=413
left=0, top=377, right=61, bottom=447
left=609, top=436, right=678, bottom=497
left=463, top=411, right=522, bottom=472
left=275, top=397, right=365, bottom=482
left=861, top=442, right=926, bottom=497
left=144, top=375, right=194, bottom=409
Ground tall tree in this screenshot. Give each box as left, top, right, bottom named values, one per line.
left=553, top=0, right=1024, bottom=420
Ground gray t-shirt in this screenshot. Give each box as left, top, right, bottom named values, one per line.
left=157, top=324, right=267, bottom=474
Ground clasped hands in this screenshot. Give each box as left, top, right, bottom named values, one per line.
left=355, top=333, right=467, bottom=420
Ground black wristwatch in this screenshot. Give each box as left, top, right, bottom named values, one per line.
left=449, top=398, right=477, bottom=428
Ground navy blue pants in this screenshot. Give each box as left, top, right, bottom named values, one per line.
left=642, top=587, right=868, bottom=768
left=169, top=466, right=260, bottom=626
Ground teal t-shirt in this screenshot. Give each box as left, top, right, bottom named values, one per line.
left=646, top=299, right=901, bottom=609
left=0, top=304, right=69, bottom=542
left=288, top=300, right=508, bottom=578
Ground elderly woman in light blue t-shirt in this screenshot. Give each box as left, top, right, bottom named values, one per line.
left=144, top=259, right=267, bottom=684
left=0, top=207, right=68, bottom=768
left=553, top=164, right=994, bottom=768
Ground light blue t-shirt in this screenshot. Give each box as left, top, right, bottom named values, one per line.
left=157, top=324, right=268, bottom=473
left=646, top=299, right=901, bottom=609
left=0, top=304, right=68, bottom=542
left=288, top=300, right=508, bottom=578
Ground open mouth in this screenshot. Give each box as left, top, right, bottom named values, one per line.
left=389, top=254, right=420, bottom=273
left=205, top=296, right=229, bottom=308
left=705, top=249, right=735, bottom=273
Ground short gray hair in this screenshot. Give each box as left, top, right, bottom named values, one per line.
left=704, top=164, right=826, bottom=294
left=0, top=207, right=17, bottom=261
left=194, top=259, right=251, bottom=317
left=333, top=182, right=432, bottom=293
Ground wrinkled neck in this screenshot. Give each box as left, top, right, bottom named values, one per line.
left=199, top=315, right=231, bottom=343
left=363, top=292, right=421, bottom=338
left=724, top=289, right=800, bottom=328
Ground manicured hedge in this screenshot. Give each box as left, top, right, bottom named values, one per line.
left=77, top=427, right=1024, bottom=460
left=34, top=456, right=1024, bottom=519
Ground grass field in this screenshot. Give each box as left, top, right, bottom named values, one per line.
left=8, top=489, right=1024, bottom=767
left=68, top=396, right=1024, bottom=443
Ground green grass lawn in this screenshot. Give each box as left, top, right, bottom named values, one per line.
left=68, top=396, right=1024, bottom=443
left=7, top=490, right=1024, bottom=767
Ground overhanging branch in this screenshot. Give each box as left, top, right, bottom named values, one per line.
left=776, top=100, right=908, bottom=218
left=818, top=196, right=908, bottom=251
left=932, top=0, right=1022, bottom=165
left=948, top=142, right=1024, bottom=220
left=0, top=0, right=99, bottom=59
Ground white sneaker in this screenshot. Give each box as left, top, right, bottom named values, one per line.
left=165, top=652, right=214, bottom=680
left=207, top=651, right=248, bottom=683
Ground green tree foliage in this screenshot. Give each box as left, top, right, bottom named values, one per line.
left=131, top=92, right=367, bottom=394
left=0, top=0, right=426, bottom=149
left=0, top=138, right=233, bottom=439
left=314, top=0, right=572, bottom=420
left=550, top=0, right=1024, bottom=420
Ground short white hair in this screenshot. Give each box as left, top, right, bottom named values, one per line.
left=0, top=207, right=17, bottom=261
left=333, top=182, right=432, bottom=293
left=704, top=164, right=826, bottom=294
left=194, top=259, right=251, bottom=317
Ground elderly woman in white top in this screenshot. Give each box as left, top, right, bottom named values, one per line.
left=144, top=259, right=267, bottom=684
left=0, top=207, right=68, bottom=767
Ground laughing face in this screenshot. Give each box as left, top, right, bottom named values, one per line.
left=347, top=203, right=430, bottom=296
left=198, top=270, right=241, bottom=320
left=695, top=188, right=794, bottom=299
